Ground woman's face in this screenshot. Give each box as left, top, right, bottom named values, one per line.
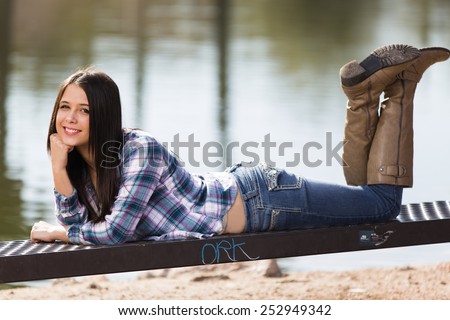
left=56, top=84, right=90, bottom=151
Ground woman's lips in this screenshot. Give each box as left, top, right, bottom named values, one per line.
left=64, top=127, right=81, bottom=136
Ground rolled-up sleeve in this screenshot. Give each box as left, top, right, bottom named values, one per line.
left=54, top=188, right=89, bottom=226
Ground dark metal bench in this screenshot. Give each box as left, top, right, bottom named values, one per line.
left=1, top=201, right=449, bottom=283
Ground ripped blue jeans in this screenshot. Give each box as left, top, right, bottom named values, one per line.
left=227, top=162, right=403, bottom=233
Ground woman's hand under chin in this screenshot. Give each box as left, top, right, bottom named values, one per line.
left=49, top=133, right=74, bottom=173
left=30, top=221, right=70, bottom=243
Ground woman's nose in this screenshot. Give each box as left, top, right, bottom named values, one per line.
left=65, top=110, right=77, bottom=123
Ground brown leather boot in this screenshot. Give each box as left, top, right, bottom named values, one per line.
left=367, top=47, right=450, bottom=187
left=340, top=44, right=420, bottom=185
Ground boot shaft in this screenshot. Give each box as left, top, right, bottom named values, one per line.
left=367, top=80, right=414, bottom=187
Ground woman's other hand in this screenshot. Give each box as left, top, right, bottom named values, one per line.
left=30, top=221, right=70, bottom=243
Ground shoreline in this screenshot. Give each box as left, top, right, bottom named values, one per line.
left=1, top=260, right=450, bottom=300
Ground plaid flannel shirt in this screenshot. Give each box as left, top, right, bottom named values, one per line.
left=54, top=129, right=237, bottom=245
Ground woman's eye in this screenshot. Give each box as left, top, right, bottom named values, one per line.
left=81, top=108, right=90, bottom=114
left=59, top=105, right=69, bottom=110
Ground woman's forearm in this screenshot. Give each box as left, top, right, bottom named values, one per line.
left=52, top=169, right=74, bottom=197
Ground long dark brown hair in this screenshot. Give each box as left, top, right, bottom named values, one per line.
left=47, top=68, right=123, bottom=222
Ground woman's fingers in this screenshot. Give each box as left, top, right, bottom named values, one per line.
left=50, top=134, right=73, bottom=171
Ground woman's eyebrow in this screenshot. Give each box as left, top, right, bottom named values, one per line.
left=60, top=100, right=90, bottom=107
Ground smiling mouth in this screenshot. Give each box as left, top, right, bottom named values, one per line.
left=64, top=127, right=81, bottom=135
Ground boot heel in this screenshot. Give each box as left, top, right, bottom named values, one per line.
left=339, top=61, right=366, bottom=87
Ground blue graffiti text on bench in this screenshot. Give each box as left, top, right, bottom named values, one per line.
left=201, top=238, right=260, bottom=264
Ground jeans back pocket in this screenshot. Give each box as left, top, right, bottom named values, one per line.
left=259, top=162, right=302, bottom=191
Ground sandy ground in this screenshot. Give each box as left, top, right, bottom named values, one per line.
left=1, top=260, right=450, bottom=300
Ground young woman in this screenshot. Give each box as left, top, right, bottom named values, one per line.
left=31, top=44, right=449, bottom=245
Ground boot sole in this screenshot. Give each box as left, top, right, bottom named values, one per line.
left=340, top=44, right=421, bottom=87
